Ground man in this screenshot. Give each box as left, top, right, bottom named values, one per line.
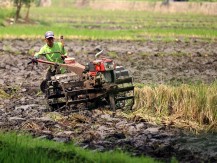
left=34, top=31, right=67, bottom=80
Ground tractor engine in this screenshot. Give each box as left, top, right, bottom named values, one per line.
left=83, top=58, right=116, bottom=87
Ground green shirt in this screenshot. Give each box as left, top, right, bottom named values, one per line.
left=34, top=42, right=67, bottom=73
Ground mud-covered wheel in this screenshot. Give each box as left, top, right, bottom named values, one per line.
left=40, top=80, right=56, bottom=111
left=114, top=66, right=134, bottom=111
left=115, top=88, right=134, bottom=111
left=107, top=90, right=134, bottom=111
left=48, top=98, right=65, bottom=111
left=107, top=82, right=134, bottom=111
left=40, top=80, right=48, bottom=93
left=45, top=81, right=66, bottom=111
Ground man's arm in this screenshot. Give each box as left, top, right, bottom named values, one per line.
left=34, top=46, right=46, bottom=58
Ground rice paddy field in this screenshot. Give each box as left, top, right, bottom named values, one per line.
left=1, top=0, right=217, bottom=162
left=0, top=0, right=217, bottom=40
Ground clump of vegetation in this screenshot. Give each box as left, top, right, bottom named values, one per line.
left=0, top=89, right=10, bottom=99
left=133, top=82, right=217, bottom=133
left=0, top=132, right=157, bottom=163
left=0, top=86, right=19, bottom=99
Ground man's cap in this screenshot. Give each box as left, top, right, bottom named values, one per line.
left=45, top=31, right=54, bottom=38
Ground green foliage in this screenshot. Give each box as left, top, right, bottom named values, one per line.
left=0, top=132, right=157, bottom=163
left=0, top=8, right=14, bottom=25
left=13, top=0, right=34, bottom=6
left=12, top=0, right=35, bottom=21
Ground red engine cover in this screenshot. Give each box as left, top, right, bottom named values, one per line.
left=88, top=58, right=114, bottom=76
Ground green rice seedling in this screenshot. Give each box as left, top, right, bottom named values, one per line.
left=0, top=5, right=217, bottom=40
left=0, top=132, right=158, bottom=163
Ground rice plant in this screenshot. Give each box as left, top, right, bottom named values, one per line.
left=0, top=132, right=158, bottom=163
left=133, top=82, right=217, bottom=132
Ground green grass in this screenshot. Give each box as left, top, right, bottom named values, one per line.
left=0, top=132, right=157, bottom=163
left=0, top=5, right=216, bottom=40
left=0, top=8, right=15, bottom=25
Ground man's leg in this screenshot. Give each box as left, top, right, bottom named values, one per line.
left=45, top=67, right=52, bottom=81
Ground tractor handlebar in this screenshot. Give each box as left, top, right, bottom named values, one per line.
left=27, top=58, right=38, bottom=65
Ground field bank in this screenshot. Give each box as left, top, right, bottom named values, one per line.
left=74, top=1, right=217, bottom=15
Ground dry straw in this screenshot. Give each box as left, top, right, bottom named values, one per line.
left=133, top=83, right=217, bottom=133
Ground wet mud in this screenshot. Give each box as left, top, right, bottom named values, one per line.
left=0, top=39, right=217, bottom=162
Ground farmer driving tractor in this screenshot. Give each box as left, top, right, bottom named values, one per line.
left=29, top=31, right=134, bottom=111
left=33, top=31, right=68, bottom=80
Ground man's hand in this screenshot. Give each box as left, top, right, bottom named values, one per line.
left=61, top=55, right=67, bottom=60
left=28, top=57, right=38, bottom=65
left=54, top=63, right=59, bottom=67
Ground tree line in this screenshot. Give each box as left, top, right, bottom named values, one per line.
left=12, top=0, right=48, bottom=22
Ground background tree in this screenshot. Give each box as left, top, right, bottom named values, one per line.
left=13, top=0, right=22, bottom=22
left=25, top=0, right=34, bottom=21
left=12, top=0, right=34, bottom=22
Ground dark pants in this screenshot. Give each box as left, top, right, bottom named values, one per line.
left=41, top=66, right=61, bottom=93
left=45, top=66, right=61, bottom=81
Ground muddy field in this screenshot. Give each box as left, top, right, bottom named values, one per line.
left=2, top=38, right=217, bottom=84
left=1, top=39, right=217, bottom=162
